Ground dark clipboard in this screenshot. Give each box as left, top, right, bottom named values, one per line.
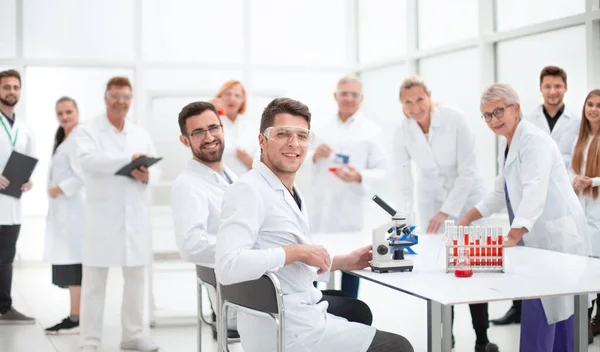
left=115, top=156, right=162, bottom=178
left=0, top=151, right=38, bottom=199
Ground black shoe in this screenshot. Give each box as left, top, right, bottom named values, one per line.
left=490, top=306, right=520, bottom=325
left=45, top=317, right=79, bottom=335
left=589, top=318, right=594, bottom=344
left=0, top=307, right=35, bottom=325
left=475, top=342, right=499, bottom=352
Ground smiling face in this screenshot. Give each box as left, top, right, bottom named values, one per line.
left=481, top=100, right=521, bottom=139
left=259, top=113, right=309, bottom=175
left=179, top=109, right=225, bottom=164
left=400, top=85, right=432, bottom=124
left=0, top=76, right=20, bottom=108
left=334, top=80, right=363, bottom=118
left=540, top=75, right=567, bottom=108
left=221, top=84, right=245, bottom=117
left=104, top=85, right=132, bottom=120
left=585, top=94, right=600, bottom=128
left=55, top=100, right=79, bottom=132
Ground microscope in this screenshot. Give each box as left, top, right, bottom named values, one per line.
left=370, top=195, right=417, bottom=273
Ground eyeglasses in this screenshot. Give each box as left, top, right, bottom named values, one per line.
left=222, top=91, right=245, bottom=100
left=263, top=126, right=314, bottom=147
left=337, top=91, right=362, bottom=99
left=481, top=104, right=513, bottom=122
left=184, top=124, right=223, bottom=141
left=106, top=92, right=133, bottom=101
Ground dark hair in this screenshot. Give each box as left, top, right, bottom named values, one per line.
left=540, top=66, right=567, bottom=86
left=178, top=101, right=220, bottom=134
left=0, top=69, right=21, bottom=86
left=106, top=76, right=132, bottom=92
left=259, top=98, right=311, bottom=133
left=53, top=97, right=78, bottom=154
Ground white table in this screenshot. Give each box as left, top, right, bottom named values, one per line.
left=314, top=232, right=600, bottom=352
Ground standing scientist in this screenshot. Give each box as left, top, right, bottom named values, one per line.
left=0, top=69, right=35, bottom=325
left=308, top=76, right=387, bottom=299
left=76, top=77, right=161, bottom=352
left=43, top=97, right=85, bottom=335
left=460, top=83, right=591, bottom=352
left=395, top=76, right=496, bottom=352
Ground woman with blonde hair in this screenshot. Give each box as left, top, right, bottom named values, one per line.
left=211, top=80, right=258, bottom=176
left=570, top=89, right=600, bottom=339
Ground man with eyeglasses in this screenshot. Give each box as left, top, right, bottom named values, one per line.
left=490, top=66, right=580, bottom=327
left=170, top=101, right=239, bottom=340
left=216, top=97, right=413, bottom=352
left=307, top=76, right=387, bottom=299
left=76, top=77, right=160, bottom=352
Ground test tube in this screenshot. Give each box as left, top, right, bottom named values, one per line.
left=498, top=227, right=504, bottom=266
left=468, top=226, right=475, bottom=265
left=486, top=228, right=492, bottom=266
left=492, top=228, right=498, bottom=266
left=475, top=226, right=481, bottom=267
left=454, top=226, right=461, bottom=266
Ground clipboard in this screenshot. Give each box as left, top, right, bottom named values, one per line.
left=115, top=156, right=162, bottom=178
left=0, top=151, right=38, bottom=199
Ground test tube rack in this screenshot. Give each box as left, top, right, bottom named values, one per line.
left=444, top=224, right=505, bottom=273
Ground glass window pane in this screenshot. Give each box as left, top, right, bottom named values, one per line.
left=143, top=69, right=244, bottom=92
left=23, top=0, right=135, bottom=60
left=360, top=65, right=408, bottom=206
left=358, top=0, right=407, bottom=63
left=142, top=0, right=243, bottom=63
left=0, top=0, right=16, bottom=58
left=250, top=0, right=347, bottom=65
left=23, top=66, right=135, bottom=217
left=418, top=0, right=478, bottom=49
left=497, top=26, right=587, bottom=119
left=496, top=0, right=586, bottom=31
left=419, top=48, right=497, bottom=188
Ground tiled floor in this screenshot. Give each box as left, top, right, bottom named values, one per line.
left=4, top=209, right=600, bottom=351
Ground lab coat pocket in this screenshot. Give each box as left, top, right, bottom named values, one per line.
left=545, top=215, right=582, bottom=254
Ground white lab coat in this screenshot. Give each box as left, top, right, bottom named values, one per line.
left=394, top=105, right=486, bottom=229
left=476, top=120, right=591, bottom=324
left=0, top=113, right=35, bottom=225
left=568, top=139, right=600, bottom=257
left=525, top=105, right=580, bottom=166
left=171, top=159, right=236, bottom=264
left=75, top=114, right=161, bottom=267
left=216, top=162, right=376, bottom=352
left=307, top=112, right=388, bottom=232
left=43, top=130, right=85, bottom=264
left=171, top=159, right=238, bottom=328
left=221, top=114, right=259, bottom=177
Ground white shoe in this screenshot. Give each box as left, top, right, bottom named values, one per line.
left=120, top=338, right=159, bottom=352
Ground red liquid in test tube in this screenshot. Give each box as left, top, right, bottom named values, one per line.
left=492, top=230, right=498, bottom=266
left=486, top=230, right=492, bottom=266
left=475, top=228, right=481, bottom=266
left=498, top=228, right=503, bottom=266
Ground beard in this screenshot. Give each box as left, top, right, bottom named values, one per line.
left=0, top=95, right=18, bottom=107
left=192, top=140, right=224, bottom=163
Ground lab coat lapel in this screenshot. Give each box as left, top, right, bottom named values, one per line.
left=255, top=162, right=309, bottom=232
left=533, top=105, right=551, bottom=135
left=504, top=121, right=526, bottom=168
left=550, top=109, right=572, bottom=139
left=406, top=119, right=438, bottom=169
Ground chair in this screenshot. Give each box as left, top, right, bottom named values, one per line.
left=195, top=265, right=240, bottom=352
left=217, top=272, right=285, bottom=352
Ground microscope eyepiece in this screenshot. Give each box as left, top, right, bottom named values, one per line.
left=372, top=195, right=397, bottom=217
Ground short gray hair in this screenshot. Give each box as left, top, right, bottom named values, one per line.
left=336, top=76, right=362, bottom=91
left=399, top=76, right=431, bottom=99
left=480, top=83, right=522, bottom=117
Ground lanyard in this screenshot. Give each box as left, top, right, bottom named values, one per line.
left=0, top=115, right=18, bottom=146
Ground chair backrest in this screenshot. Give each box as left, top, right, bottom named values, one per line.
left=196, top=265, right=217, bottom=287
left=219, top=274, right=281, bottom=314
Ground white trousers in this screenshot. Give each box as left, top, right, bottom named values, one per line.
left=79, top=265, right=146, bottom=348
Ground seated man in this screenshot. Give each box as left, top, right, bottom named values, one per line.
left=216, top=97, right=414, bottom=352
left=171, top=101, right=238, bottom=337
left=172, top=101, right=373, bottom=341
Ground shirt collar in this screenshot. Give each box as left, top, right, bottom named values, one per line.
left=0, top=110, right=15, bottom=127
left=542, top=104, right=566, bottom=119
left=187, top=158, right=233, bottom=185
left=337, top=111, right=360, bottom=125
left=99, top=113, right=130, bottom=133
